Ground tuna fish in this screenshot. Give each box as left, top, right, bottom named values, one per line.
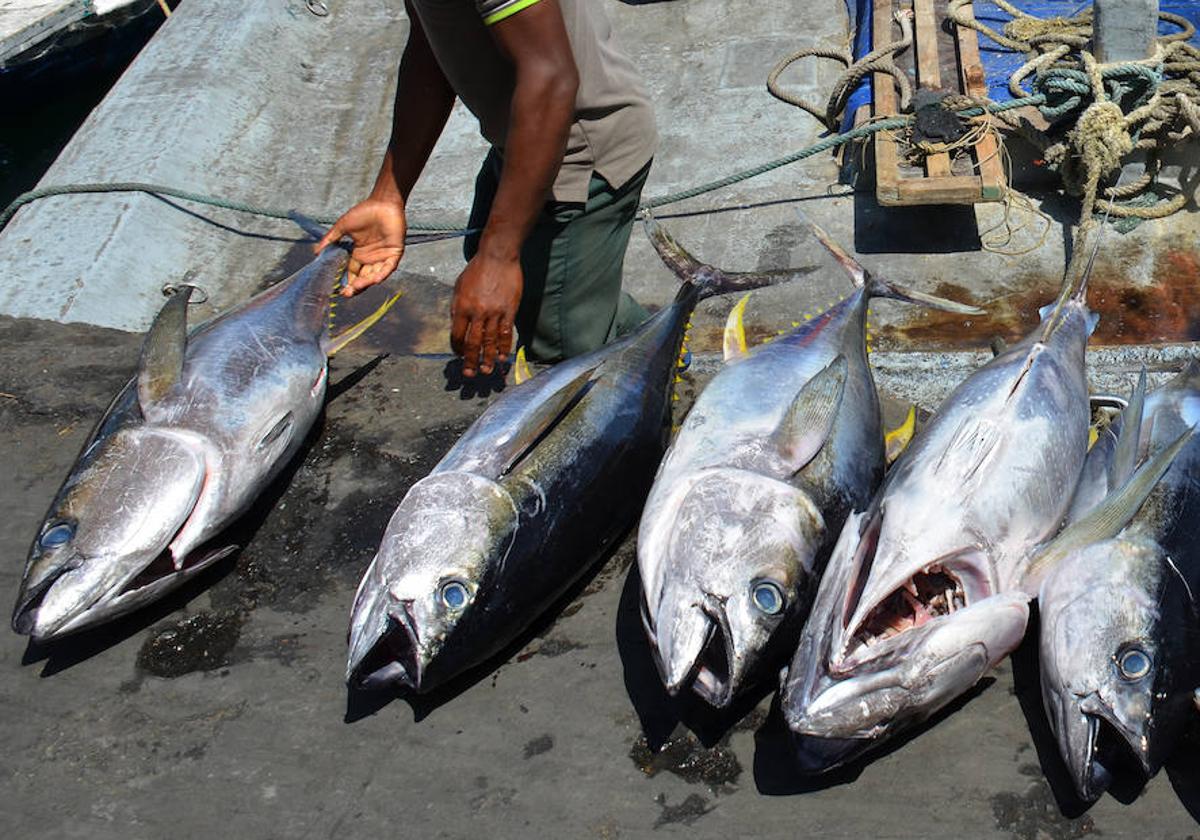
left=1038, top=364, right=1200, bottom=801
left=12, top=246, right=398, bottom=641
left=780, top=230, right=1177, bottom=772
left=636, top=220, right=981, bottom=707
left=345, top=218, right=800, bottom=693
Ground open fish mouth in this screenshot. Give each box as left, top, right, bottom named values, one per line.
left=849, top=565, right=969, bottom=653
left=16, top=543, right=235, bottom=642
left=689, top=610, right=735, bottom=707
left=1066, top=700, right=1154, bottom=801
left=347, top=608, right=423, bottom=692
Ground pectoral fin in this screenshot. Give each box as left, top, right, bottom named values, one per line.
left=773, top=356, right=847, bottom=473
left=497, top=362, right=600, bottom=475
left=1109, top=368, right=1147, bottom=488
left=137, top=286, right=193, bottom=409
left=1028, top=426, right=1195, bottom=585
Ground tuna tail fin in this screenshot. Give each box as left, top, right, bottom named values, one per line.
left=796, top=208, right=982, bottom=315
left=1026, top=424, right=1195, bottom=587
left=643, top=214, right=817, bottom=301
left=324, top=290, right=403, bottom=357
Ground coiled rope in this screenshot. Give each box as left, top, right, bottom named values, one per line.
left=947, top=0, right=1200, bottom=219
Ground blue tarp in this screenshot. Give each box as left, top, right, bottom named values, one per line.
left=977, top=1, right=1200, bottom=102
left=842, top=0, right=1200, bottom=118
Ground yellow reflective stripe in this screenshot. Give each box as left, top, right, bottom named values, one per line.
left=483, top=0, right=542, bottom=25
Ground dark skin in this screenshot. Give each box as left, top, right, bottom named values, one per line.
left=316, top=0, right=580, bottom=377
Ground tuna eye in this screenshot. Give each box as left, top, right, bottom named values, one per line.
left=439, top=579, right=470, bottom=612
left=39, top=523, right=74, bottom=549
left=1117, top=647, right=1152, bottom=681
left=751, top=581, right=785, bottom=615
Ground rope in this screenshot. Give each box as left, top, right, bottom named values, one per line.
left=949, top=1, right=1200, bottom=221
left=767, top=9, right=915, bottom=131
left=0, top=97, right=1045, bottom=237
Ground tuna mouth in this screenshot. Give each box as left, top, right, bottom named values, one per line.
left=1074, top=709, right=1154, bottom=800
left=690, top=614, right=734, bottom=706
left=849, top=565, right=968, bottom=654
left=347, top=613, right=422, bottom=692
left=17, top=545, right=235, bottom=642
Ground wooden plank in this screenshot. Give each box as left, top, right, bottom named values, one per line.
left=872, top=0, right=901, bottom=204
left=913, top=0, right=951, bottom=178
left=897, top=175, right=985, bottom=204
left=952, top=0, right=1006, bottom=200
left=0, top=0, right=89, bottom=64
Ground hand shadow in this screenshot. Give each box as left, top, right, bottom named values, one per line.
left=443, top=357, right=509, bottom=400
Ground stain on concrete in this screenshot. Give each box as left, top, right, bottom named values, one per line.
left=879, top=242, right=1200, bottom=350
left=523, top=734, right=555, bottom=759
left=630, top=733, right=742, bottom=792
left=136, top=611, right=243, bottom=678
left=653, top=792, right=713, bottom=829
left=991, top=780, right=1098, bottom=840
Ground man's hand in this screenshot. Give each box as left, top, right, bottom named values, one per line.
left=315, top=198, right=407, bottom=297
left=451, top=254, right=522, bottom=377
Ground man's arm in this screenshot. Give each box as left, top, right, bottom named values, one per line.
left=316, top=1, right=455, bottom=293
left=452, top=0, right=579, bottom=376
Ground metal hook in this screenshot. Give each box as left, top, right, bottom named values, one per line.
left=161, top=283, right=209, bottom=305
left=306, top=0, right=329, bottom=17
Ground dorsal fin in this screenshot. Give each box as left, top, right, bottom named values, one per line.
left=138, top=286, right=193, bottom=409
left=885, top=405, right=917, bottom=465
left=772, top=355, right=847, bottom=473
left=513, top=346, right=534, bottom=385
left=723, top=294, right=751, bottom=362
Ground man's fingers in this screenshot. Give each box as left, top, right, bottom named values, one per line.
left=461, top=319, right=484, bottom=378
left=314, top=223, right=344, bottom=253
left=478, top=316, right=500, bottom=375
left=450, top=306, right=469, bottom=356
left=497, top=317, right=514, bottom=363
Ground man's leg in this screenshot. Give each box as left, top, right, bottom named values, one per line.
left=466, top=152, right=651, bottom=363
left=525, top=162, right=652, bottom=361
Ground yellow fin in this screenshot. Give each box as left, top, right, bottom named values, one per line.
left=723, top=294, right=751, bottom=362
left=513, top=346, right=533, bottom=385
left=884, top=405, right=917, bottom=465
left=326, top=290, right=402, bottom=357
left=1088, top=425, right=1099, bottom=451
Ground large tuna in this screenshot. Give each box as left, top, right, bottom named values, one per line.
left=12, top=246, right=397, bottom=641
left=636, top=220, right=981, bottom=707
left=780, top=230, right=1165, bottom=771
left=345, top=218, right=800, bottom=693
left=1038, top=365, right=1200, bottom=801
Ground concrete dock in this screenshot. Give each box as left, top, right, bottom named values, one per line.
left=1, top=0, right=1199, bottom=837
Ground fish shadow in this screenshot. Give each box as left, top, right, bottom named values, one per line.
left=442, top=357, right=509, bottom=400
left=343, top=523, right=636, bottom=724
left=1011, top=606, right=1150, bottom=813
left=1166, top=731, right=1200, bottom=822
left=613, top=563, right=776, bottom=749
left=22, top=353, right=387, bottom=675
left=751, top=676, right=998, bottom=795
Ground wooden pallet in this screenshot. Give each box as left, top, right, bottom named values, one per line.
left=872, top=0, right=1006, bottom=206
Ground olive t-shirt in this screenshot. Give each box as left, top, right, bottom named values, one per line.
left=408, top=0, right=658, bottom=203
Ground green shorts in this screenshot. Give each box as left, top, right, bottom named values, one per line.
left=464, top=149, right=652, bottom=363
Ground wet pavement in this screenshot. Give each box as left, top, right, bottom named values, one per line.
left=2, top=315, right=1199, bottom=839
